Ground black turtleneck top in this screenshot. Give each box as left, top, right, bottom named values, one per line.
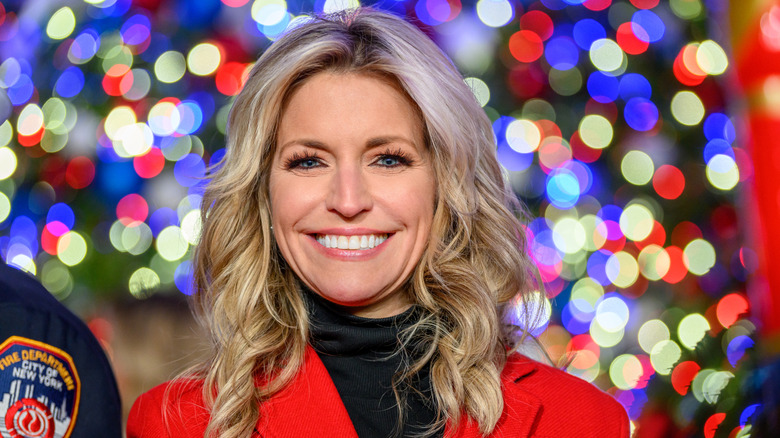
left=305, top=291, right=442, bottom=438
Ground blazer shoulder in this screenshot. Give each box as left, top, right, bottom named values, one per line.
left=127, top=378, right=210, bottom=438
left=503, top=354, right=630, bottom=438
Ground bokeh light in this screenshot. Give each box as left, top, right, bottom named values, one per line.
left=0, top=1, right=758, bottom=433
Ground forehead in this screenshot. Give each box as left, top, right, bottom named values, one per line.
left=275, top=72, right=425, bottom=150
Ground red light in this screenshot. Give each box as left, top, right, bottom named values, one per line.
left=18, top=128, right=44, bottom=147
left=509, top=30, right=544, bottom=63
left=616, top=22, right=649, bottom=55
left=629, top=0, right=659, bottom=9
left=520, top=11, right=554, bottom=41
left=116, top=193, right=149, bottom=227
left=570, top=131, right=602, bottom=163
left=673, top=46, right=706, bottom=86
left=716, top=293, right=749, bottom=328
left=102, top=64, right=133, bottom=96
left=671, top=361, right=700, bottom=395
left=134, top=147, right=165, bottom=179
left=65, top=156, right=96, bottom=189
left=216, top=62, right=249, bottom=96
left=583, top=0, right=611, bottom=11
left=671, top=221, right=702, bottom=248
left=704, top=413, right=727, bottom=438
left=662, top=245, right=686, bottom=284
left=634, top=220, right=666, bottom=250
left=41, top=221, right=69, bottom=255
left=652, top=164, right=685, bottom=199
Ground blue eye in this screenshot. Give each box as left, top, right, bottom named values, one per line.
left=378, top=156, right=400, bottom=167
left=299, top=158, right=319, bottom=168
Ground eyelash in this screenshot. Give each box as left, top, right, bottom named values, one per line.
left=283, top=148, right=415, bottom=170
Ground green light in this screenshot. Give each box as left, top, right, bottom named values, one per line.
left=156, top=226, right=189, bottom=261
left=155, top=51, right=187, bottom=84
left=678, top=313, right=710, bottom=350
left=706, top=155, right=740, bottom=191
left=57, top=231, right=88, bottom=267
left=683, top=238, right=716, bottom=275
left=589, top=39, right=625, bottom=72
left=578, top=114, right=613, bottom=149
left=650, top=340, right=681, bottom=375
left=638, top=319, right=670, bottom=354
left=621, top=150, right=655, bottom=185
left=46, top=7, right=76, bottom=40
left=671, top=91, right=705, bottom=126
left=188, top=43, right=222, bottom=76
left=464, top=77, right=491, bottom=107
left=129, top=267, right=161, bottom=299
left=0, top=148, right=17, bottom=180
left=619, top=203, right=654, bottom=241
left=638, top=244, right=670, bottom=281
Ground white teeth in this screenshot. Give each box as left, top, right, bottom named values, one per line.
left=315, top=234, right=389, bottom=250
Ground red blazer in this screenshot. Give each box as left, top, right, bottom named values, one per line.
left=127, top=346, right=629, bottom=437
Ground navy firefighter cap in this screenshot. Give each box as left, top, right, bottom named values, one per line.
left=0, top=263, right=122, bottom=438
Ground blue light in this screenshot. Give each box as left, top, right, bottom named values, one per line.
left=97, top=161, right=141, bottom=199
left=175, top=101, right=204, bottom=135
left=624, top=97, right=659, bottom=132
left=562, top=159, right=593, bottom=194
left=573, top=18, right=606, bottom=50
left=258, top=13, right=291, bottom=38
left=149, top=207, right=179, bottom=236
left=546, top=168, right=580, bottom=208
left=632, top=10, right=665, bottom=43
left=531, top=229, right=564, bottom=266
left=497, top=142, right=533, bottom=171
left=174, top=153, right=207, bottom=187
left=703, top=112, right=736, bottom=143
left=561, top=299, right=595, bottom=335
left=121, top=14, right=152, bottom=46
left=545, top=36, right=580, bottom=71
left=47, top=203, right=75, bottom=230
left=598, top=204, right=623, bottom=223
left=415, top=0, right=450, bottom=27
left=586, top=250, right=613, bottom=286
left=703, top=139, right=734, bottom=163
left=618, top=73, right=652, bottom=100
left=587, top=71, right=619, bottom=103
left=726, top=335, right=754, bottom=367
left=55, top=66, right=85, bottom=98
left=6, top=74, right=34, bottom=105
left=10, top=215, right=39, bottom=258
left=70, top=30, right=101, bottom=62
left=175, top=0, right=222, bottom=29
left=175, top=260, right=195, bottom=295
left=740, top=404, right=762, bottom=427
left=539, top=0, right=568, bottom=10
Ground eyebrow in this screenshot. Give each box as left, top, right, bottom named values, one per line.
left=278, top=136, right=419, bottom=153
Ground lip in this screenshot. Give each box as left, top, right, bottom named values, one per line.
left=308, top=227, right=393, bottom=236
left=306, top=232, right=393, bottom=260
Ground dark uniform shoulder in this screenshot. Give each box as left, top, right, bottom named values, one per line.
left=0, top=263, right=122, bottom=437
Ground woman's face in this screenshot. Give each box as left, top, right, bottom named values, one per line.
left=269, top=72, right=436, bottom=318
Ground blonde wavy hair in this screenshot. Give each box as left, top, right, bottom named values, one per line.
left=190, top=7, right=536, bottom=438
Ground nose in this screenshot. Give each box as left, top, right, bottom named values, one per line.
left=325, top=165, right=373, bottom=218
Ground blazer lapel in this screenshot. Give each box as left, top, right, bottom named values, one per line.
left=445, top=356, right=542, bottom=438
left=256, top=346, right=358, bottom=438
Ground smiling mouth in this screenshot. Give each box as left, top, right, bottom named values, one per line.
left=314, top=234, right=390, bottom=250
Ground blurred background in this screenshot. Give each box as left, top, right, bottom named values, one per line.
left=0, top=0, right=777, bottom=436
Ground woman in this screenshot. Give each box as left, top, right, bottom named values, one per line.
left=127, top=8, right=629, bottom=438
